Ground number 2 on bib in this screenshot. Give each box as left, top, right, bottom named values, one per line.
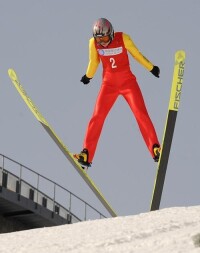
left=110, top=58, right=117, bottom=68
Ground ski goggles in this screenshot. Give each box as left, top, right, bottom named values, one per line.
left=95, top=35, right=110, bottom=43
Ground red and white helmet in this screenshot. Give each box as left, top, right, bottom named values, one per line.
left=92, top=18, right=114, bottom=41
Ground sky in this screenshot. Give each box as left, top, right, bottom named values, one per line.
left=0, top=206, right=200, bottom=252
left=0, top=0, right=200, bottom=218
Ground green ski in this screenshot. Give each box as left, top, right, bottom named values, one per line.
left=8, top=68, right=117, bottom=217
left=150, top=50, right=186, bottom=211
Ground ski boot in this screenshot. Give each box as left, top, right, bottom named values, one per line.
left=153, top=144, right=161, bottom=162
left=73, top=148, right=91, bottom=169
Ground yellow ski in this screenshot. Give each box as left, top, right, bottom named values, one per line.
left=150, top=50, right=186, bottom=211
left=8, top=68, right=117, bottom=217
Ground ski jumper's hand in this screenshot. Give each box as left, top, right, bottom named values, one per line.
left=80, top=74, right=92, bottom=85
left=150, top=66, right=160, bottom=78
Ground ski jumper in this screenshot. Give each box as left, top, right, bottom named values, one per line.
left=84, top=32, right=159, bottom=163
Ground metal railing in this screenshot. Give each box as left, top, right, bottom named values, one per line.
left=0, top=154, right=106, bottom=221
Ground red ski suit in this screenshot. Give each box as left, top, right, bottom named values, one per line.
left=84, top=32, right=159, bottom=163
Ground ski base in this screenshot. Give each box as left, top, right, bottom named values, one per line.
left=150, top=50, right=186, bottom=211
left=8, top=68, right=117, bottom=217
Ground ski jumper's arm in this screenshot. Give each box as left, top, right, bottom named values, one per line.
left=86, top=38, right=100, bottom=78
left=123, top=33, right=154, bottom=71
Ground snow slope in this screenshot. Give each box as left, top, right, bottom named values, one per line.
left=0, top=206, right=200, bottom=253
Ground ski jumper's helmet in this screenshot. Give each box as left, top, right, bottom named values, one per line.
left=92, top=18, right=114, bottom=42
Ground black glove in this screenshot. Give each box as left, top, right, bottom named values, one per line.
left=150, top=66, right=160, bottom=78
left=80, top=74, right=92, bottom=85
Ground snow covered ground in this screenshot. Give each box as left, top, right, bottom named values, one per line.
left=0, top=206, right=200, bottom=253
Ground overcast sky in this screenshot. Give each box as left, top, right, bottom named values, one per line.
left=0, top=0, right=199, bottom=217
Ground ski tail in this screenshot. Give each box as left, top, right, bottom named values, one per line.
left=150, top=50, right=186, bottom=211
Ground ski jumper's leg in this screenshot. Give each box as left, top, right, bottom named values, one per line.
left=121, top=76, right=160, bottom=157
left=83, top=84, right=119, bottom=163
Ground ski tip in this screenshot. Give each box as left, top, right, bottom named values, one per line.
left=175, top=50, right=185, bottom=55
left=175, top=50, right=186, bottom=64
left=8, top=68, right=19, bottom=82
